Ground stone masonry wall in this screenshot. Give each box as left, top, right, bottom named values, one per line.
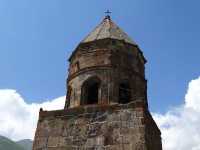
left=145, top=112, right=162, bottom=149
left=33, top=102, right=162, bottom=150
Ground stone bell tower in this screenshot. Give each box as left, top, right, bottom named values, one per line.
left=33, top=15, right=162, bottom=150
left=65, top=15, right=147, bottom=109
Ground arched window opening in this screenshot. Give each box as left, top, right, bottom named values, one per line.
left=81, top=77, right=101, bottom=105
left=119, top=81, right=131, bottom=104
left=67, top=86, right=72, bottom=101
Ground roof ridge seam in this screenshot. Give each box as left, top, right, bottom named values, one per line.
left=96, top=19, right=106, bottom=40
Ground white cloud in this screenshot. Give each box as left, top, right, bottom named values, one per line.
left=153, top=76, right=200, bottom=150
left=1, top=76, right=200, bottom=150
left=0, top=89, right=65, bottom=141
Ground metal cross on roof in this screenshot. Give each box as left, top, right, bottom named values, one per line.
left=105, top=10, right=112, bottom=15
left=105, top=10, right=112, bottom=19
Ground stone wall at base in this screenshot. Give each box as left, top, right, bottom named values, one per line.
left=33, top=101, right=162, bottom=150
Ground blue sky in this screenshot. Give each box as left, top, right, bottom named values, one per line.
left=0, top=0, right=199, bottom=113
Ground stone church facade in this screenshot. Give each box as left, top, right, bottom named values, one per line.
left=33, top=15, right=162, bottom=150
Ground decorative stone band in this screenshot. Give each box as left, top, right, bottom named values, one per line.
left=67, top=64, right=146, bottom=83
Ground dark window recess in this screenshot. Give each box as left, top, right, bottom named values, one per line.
left=81, top=77, right=100, bottom=105
left=111, top=40, right=116, bottom=45
left=87, top=82, right=99, bottom=104
left=68, top=87, right=72, bottom=100
left=119, top=82, right=131, bottom=104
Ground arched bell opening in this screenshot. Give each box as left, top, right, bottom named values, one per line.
left=81, top=76, right=101, bottom=105
left=119, top=81, right=131, bottom=104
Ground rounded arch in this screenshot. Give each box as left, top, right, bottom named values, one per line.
left=81, top=76, right=101, bottom=105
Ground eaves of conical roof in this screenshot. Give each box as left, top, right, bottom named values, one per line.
left=81, top=16, right=136, bottom=45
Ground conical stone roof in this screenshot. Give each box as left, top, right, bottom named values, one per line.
left=81, top=16, right=136, bottom=45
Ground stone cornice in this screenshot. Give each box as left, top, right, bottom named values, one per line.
left=67, top=65, right=146, bottom=83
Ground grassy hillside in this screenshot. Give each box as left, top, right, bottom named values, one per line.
left=16, top=139, right=32, bottom=150
left=0, top=136, right=25, bottom=150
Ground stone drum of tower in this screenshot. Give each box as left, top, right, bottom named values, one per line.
left=65, top=16, right=147, bottom=109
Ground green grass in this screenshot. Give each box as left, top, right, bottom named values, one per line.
left=0, top=136, right=25, bottom=150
